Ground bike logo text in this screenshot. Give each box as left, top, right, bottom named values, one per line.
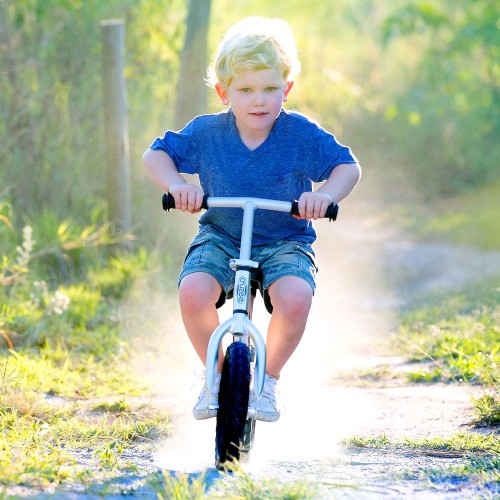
left=236, top=277, right=246, bottom=304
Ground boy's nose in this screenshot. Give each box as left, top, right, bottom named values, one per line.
left=253, top=91, right=265, bottom=104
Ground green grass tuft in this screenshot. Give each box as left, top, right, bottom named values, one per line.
left=471, top=393, right=500, bottom=427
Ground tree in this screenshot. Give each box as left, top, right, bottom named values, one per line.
left=174, top=0, right=212, bottom=130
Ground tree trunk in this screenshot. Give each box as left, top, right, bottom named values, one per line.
left=174, top=0, right=212, bottom=130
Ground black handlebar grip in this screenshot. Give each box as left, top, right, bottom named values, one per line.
left=325, top=202, right=339, bottom=221
left=162, top=193, right=175, bottom=211
left=162, top=193, right=209, bottom=211
left=291, top=200, right=339, bottom=221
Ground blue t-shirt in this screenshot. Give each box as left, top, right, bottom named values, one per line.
left=150, top=108, right=357, bottom=245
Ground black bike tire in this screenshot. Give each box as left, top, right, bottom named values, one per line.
left=215, top=341, right=251, bottom=468
left=239, top=416, right=256, bottom=462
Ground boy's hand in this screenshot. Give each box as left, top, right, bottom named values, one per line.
left=169, top=183, right=204, bottom=213
left=295, top=192, right=334, bottom=220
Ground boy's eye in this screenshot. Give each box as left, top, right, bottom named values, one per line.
left=240, top=88, right=251, bottom=93
left=265, top=87, right=278, bottom=92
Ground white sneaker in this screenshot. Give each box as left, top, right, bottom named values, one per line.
left=251, top=374, right=280, bottom=422
left=192, top=372, right=221, bottom=420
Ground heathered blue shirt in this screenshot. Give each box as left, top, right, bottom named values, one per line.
left=150, top=108, right=357, bottom=246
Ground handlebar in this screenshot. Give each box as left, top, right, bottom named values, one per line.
left=162, top=193, right=339, bottom=221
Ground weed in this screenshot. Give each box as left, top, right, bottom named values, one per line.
left=472, top=393, right=500, bottom=427
left=342, top=434, right=392, bottom=448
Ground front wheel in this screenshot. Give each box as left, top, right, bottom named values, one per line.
left=215, top=341, right=251, bottom=468
left=239, top=416, right=256, bottom=462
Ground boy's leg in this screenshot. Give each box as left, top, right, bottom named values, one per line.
left=265, top=275, right=313, bottom=378
left=178, top=271, right=224, bottom=368
left=179, top=272, right=225, bottom=420
left=252, top=275, right=312, bottom=422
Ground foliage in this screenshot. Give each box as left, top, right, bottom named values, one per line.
left=87, top=247, right=153, bottom=299
left=0, top=0, right=185, bottom=228
left=1, top=0, right=499, bottom=237
left=379, top=0, right=499, bottom=195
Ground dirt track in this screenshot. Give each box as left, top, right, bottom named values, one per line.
left=146, top=200, right=500, bottom=498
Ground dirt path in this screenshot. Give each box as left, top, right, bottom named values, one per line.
left=141, top=201, right=500, bottom=498
left=22, top=200, right=500, bottom=498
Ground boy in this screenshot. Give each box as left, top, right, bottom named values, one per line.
left=143, top=17, right=361, bottom=422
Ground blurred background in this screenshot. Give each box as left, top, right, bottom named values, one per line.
left=1, top=0, right=498, bottom=273
left=1, top=2, right=499, bottom=489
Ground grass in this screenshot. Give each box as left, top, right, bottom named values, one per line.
left=343, top=432, right=500, bottom=455
left=0, top=340, right=172, bottom=489
left=399, top=456, right=500, bottom=488
left=0, top=403, right=170, bottom=486
left=343, top=432, right=500, bottom=490
left=390, top=276, right=500, bottom=426
left=398, top=302, right=499, bottom=385
left=149, top=464, right=326, bottom=499
left=0, top=212, right=176, bottom=493
left=396, top=178, right=500, bottom=251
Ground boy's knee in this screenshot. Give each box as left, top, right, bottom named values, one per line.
left=269, top=277, right=312, bottom=317
left=179, top=273, right=221, bottom=311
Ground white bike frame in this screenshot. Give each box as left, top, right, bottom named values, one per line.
left=204, top=197, right=294, bottom=409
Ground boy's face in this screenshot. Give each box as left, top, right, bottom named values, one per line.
left=216, top=68, right=293, bottom=140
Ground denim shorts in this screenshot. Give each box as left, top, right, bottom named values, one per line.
left=178, top=225, right=318, bottom=312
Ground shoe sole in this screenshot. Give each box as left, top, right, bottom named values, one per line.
left=256, top=412, right=280, bottom=422
left=193, top=409, right=218, bottom=420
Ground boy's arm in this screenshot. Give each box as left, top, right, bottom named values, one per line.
left=297, top=162, right=361, bottom=220
left=142, top=148, right=203, bottom=212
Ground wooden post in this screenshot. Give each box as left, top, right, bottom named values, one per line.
left=100, top=20, right=131, bottom=242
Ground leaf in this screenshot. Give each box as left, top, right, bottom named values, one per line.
left=57, top=221, right=71, bottom=241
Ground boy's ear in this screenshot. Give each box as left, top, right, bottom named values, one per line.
left=215, top=83, right=230, bottom=105
left=283, top=81, right=294, bottom=102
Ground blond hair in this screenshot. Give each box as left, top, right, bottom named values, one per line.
left=207, top=17, right=301, bottom=88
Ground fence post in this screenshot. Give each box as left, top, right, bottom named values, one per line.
left=100, top=19, right=131, bottom=244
